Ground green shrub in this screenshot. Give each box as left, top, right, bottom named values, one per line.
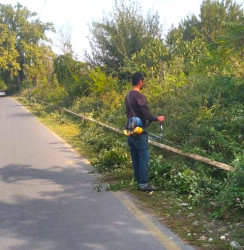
left=0, top=79, right=7, bottom=90
left=149, top=155, right=223, bottom=205
left=214, top=154, right=244, bottom=217
left=91, top=146, right=130, bottom=173
left=89, top=67, right=117, bottom=95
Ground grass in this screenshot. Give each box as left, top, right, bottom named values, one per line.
left=18, top=97, right=244, bottom=250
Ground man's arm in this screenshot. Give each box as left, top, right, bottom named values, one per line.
left=136, top=94, right=157, bottom=121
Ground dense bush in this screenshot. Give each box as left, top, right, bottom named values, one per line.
left=214, top=154, right=244, bottom=217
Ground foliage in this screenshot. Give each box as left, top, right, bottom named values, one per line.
left=123, top=38, right=168, bottom=79
left=213, top=153, right=244, bottom=217
left=31, top=79, right=69, bottom=106
left=0, top=3, right=54, bottom=91
left=148, top=155, right=222, bottom=205
left=53, top=54, right=91, bottom=98
left=0, top=23, right=20, bottom=77
left=92, top=145, right=130, bottom=173
left=86, top=0, right=162, bottom=78
left=171, top=0, right=244, bottom=44
left=88, top=67, right=117, bottom=95
left=0, top=79, right=7, bottom=90
left=166, top=0, right=244, bottom=75
left=199, top=0, right=243, bottom=43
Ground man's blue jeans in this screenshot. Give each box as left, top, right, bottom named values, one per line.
left=128, top=133, right=149, bottom=187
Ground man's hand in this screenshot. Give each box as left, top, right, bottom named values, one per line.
left=157, top=115, right=165, bottom=122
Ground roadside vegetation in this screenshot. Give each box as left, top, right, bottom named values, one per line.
left=1, top=0, right=243, bottom=248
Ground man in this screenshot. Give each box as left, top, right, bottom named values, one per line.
left=125, top=72, right=165, bottom=191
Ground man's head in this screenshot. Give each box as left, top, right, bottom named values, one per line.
left=132, top=72, right=144, bottom=86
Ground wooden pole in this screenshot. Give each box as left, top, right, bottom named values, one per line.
left=149, top=140, right=234, bottom=171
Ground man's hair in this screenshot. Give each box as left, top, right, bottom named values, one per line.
left=132, top=72, right=144, bottom=86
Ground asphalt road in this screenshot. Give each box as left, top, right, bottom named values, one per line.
left=0, top=97, right=195, bottom=250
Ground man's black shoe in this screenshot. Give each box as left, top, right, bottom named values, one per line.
left=138, top=184, right=158, bottom=192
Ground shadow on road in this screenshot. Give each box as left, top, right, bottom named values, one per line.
left=0, top=164, right=153, bottom=250
left=10, top=112, right=34, bottom=118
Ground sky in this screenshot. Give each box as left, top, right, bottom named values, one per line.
left=0, top=0, right=243, bottom=60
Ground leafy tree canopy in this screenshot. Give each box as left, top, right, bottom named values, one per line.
left=86, top=0, right=162, bottom=77
left=0, top=3, right=54, bottom=88
left=168, top=0, right=243, bottom=43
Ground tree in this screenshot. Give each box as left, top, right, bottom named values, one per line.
left=56, top=25, right=74, bottom=57
left=199, top=0, right=243, bottom=43
left=197, top=0, right=244, bottom=76
left=85, top=0, right=162, bottom=77
left=168, top=0, right=243, bottom=44
left=166, top=0, right=243, bottom=75
left=122, top=38, right=168, bottom=79
left=0, top=23, right=20, bottom=84
left=219, top=16, right=244, bottom=77
left=53, top=54, right=91, bottom=97
left=0, top=3, right=54, bottom=90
